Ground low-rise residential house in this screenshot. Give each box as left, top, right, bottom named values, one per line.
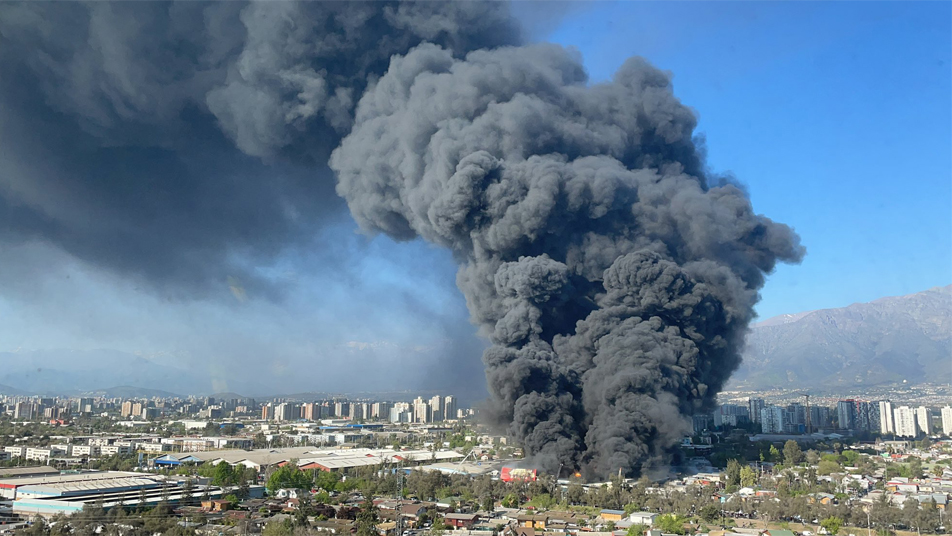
left=518, top=514, right=549, bottom=529
left=202, top=499, right=232, bottom=512
left=600, top=510, right=625, bottom=522
left=628, top=512, right=657, bottom=526
left=912, top=494, right=948, bottom=509
left=444, top=513, right=479, bottom=529
left=399, top=504, right=428, bottom=526
left=808, top=493, right=835, bottom=505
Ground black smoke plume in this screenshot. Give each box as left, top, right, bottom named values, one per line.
left=331, top=44, right=804, bottom=477
left=0, top=2, right=803, bottom=478
left=0, top=1, right=517, bottom=294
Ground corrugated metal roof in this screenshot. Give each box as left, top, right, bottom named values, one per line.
left=0, top=471, right=141, bottom=488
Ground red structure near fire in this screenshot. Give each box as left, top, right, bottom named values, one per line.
left=500, top=467, right=537, bottom=482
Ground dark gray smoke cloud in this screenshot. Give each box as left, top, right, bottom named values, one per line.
left=1, top=1, right=802, bottom=478
left=331, top=44, right=804, bottom=478
left=0, top=1, right=518, bottom=295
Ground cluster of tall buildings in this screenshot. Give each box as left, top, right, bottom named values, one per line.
left=120, top=400, right=160, bottom=420
left=390, top=395, right=458, bottom=424
left=704, top=398, right=952, bottom=438
left=834, top=399, right=880, bottom=432
left=259, top=395, right=459, bottom=424
left=746, top=399, right=832, bottom=434
left=878, top=401, right=952, bottom=437
left=9, top=398, right=70, bottom=421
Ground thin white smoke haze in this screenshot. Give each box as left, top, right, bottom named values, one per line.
left=0, top=1, right=802, bottom=478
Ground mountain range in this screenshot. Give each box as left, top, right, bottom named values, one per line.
left=1, top=286, right=949, bottom=396
left=732, top=285, right=951, bottom=389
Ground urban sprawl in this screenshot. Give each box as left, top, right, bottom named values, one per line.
left=0, top=387, right=950, bottom=536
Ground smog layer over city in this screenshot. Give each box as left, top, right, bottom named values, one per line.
left=0, top=2, right=949, bottom=536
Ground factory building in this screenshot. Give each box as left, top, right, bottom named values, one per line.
left=2, top=471, right=234, bottom=519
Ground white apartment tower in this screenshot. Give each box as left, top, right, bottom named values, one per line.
left=916, top=406, right=933, bottom=435
left=443, top=396, right=457, bottom=421
left=941, top=406, right=952, bottom=436
left=879, top=401, right=894, bottom=434
left=429, top=395, right=443, bottom=422
left=413, top=397, right=430, bottom=423
left=893, top=406, right=919, bottom=437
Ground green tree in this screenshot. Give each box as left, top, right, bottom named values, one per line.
left=626, top=524, right=646, bottom=536
left=769, top=445, right=781, bottom=463
left=841, top=450, right=859, bottom=466
left=820, top=516, right=843, bottom=536
left=725, top=459, right=742, bottom=486
left=213, top=462, right=237, bottom=487
left=431, top=515, right=448, bottom=535
left=740, top=466, right=757, bottom=487
left=355, top=500, right=380, bottom=536
left=267, top=464, right=314, bottom=494
left=699, top=505, right=720, bottom=523
left=655, top=514, right=687, bottom=535
left=262, top=518, right=294, bottom=536
left=908, top=457, right=923, bottom=479
left=817, top=460, right=842, bottom=475
left=501, top=493, right=520, bottom=508
left=783, top=440, right=804, bottom=466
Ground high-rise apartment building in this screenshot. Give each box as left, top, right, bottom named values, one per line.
left=334, top=401, right=350, bottom=419
left=120, top=401, right=134, bottom=418
left=390, top=402, right=411, bottom=423
left=413, top=397, right=430, bottom=423
left=372, top=402, right=393, bottom=420
left=77, top=398, right=95, bottom=414
left=836, top=400, right=856, bottom=430
left=748, top=398, right=765, bottom=424
left=429, top=396, right=443, bottom=422
left=941, top=406, right=952, bottom=436
left=274, top=402, right=298, bottom=421
left=916, top=406, right=933, bottom=435
left=879, top=401, right=894, bottom=434
left=893, top=406, right=919, bottom=437
left=760, top=406, right=784, bottom=434
left=443, top=396, right=457, bottom=421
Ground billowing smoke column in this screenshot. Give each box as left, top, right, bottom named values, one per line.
left=330, top=44, right=804, bottom=477
left=0, top=1, right=518, bottom=292
left=0, top=2, right=803, bottom=478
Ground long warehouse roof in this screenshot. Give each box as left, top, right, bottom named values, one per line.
left=0, top=471, right=142, bottom=489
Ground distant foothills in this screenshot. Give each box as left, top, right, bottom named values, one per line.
left=733, top=285, right=951, bottom=390
left=1, top=285, right=949, bottom=398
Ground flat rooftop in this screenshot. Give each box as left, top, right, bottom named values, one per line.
left=0, top=471, right=141, bottom=489
left=0, top=467, right=60, bottom=479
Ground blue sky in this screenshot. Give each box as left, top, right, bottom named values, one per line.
left=544, top=1, right=951, bottom=318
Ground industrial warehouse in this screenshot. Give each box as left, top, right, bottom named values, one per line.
left=0, top=471, right=234, bottom=519
left=153, top=446, right=466, bottom=474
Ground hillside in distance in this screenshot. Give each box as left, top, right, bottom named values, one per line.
left=733, top=286, right=952, bottom=389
